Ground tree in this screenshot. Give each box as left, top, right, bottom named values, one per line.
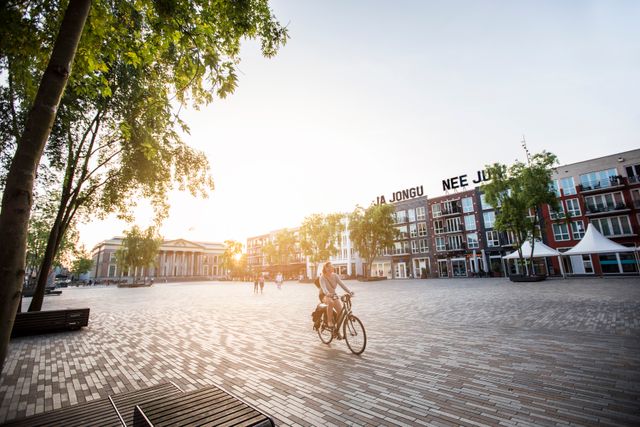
left=0, top=0, right=91, bottom=373
left=299, top=213, right=343, bottom=277
left=70, top=251, right=93, bottom=280
left=348, top=204, right=398, bottom=278
left=220, top=240, right=243, bottom=279
left=262, top=229, right=297, bottom=272
left=0, top=0, right=288, bottom=371
left=115, top=226, right=162, bottom=283
left=482, top=150, right=559, bottom=276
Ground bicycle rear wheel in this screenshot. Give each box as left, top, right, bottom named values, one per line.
left=343, top=315, right=366, bottom=354
left=317, top=320, right=333, bottom=344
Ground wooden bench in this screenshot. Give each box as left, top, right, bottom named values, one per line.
left=11, top=308, right=90, bottom=337
left=2, top=382, right=275, bottom=427
left=1, top=395, right=122, bottom=427
left=133, top=386, right=275, bottom=427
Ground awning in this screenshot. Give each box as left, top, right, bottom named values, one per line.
left=503, top=240, right=561, bottom=259
left=562, top=224, right=636, bottom=255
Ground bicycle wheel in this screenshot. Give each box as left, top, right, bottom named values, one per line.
left=343, top=315, right=366, bottom=355
left=317, top=318, right=333, bottom=344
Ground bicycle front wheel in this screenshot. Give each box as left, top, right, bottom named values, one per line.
left=317, top=322, right=333, bottom=344
left=343, top=315, right=366, bottom=355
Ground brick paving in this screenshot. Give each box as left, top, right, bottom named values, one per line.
left=1, top=277, right=639, bottom=426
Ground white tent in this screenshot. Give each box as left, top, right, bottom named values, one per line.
left=563, top=223, right=635, bottom=255
left=503, top=240, right=560, bottom=259
left=502, top=240, right=564, bottom=277
left=562, top=224, right=639, bottom=275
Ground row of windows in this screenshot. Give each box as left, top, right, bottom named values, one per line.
left=395, top=207, right=427, bottom=223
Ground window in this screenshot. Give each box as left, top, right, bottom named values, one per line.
left=550, top=179, right=560, bottom=197
left=464, top=215, right=476, bottom=231
left=579, top=168, right=618, bottom=190
left=396, top=210, right=407, bottom=223
left=417, top=222, right=428, bottom=237
left=411, top=240, right=419, bottom=254
left=445, top=217, right=462, bottom=233
left=560, top=177, right=576, bottom=196
left=108, top=265, right=116, bottom=277
left=565, top=198, right=581, bottom=217
left=419, top=239, right=429, bottom=253
left=409, top=223, right=418, bottom=238
left=590, top=216, right=632, bottom=237
left=434, top=220, right=444, bottom=235
left=435, top=237, right=446, bottom=251
left=483, top=211, right=496, bottom=228
left=461, top=197, right=474, bottom=213
left=447, top=234, right=464, bottom=250
left=549, top=203, right=565, bottom=220
left=407, top=209, right=416, bottom=222
left=467, top=233, right=479, bottom=249
left=393, top=241, right=409, bottom=255
left=584, top=192, right=626, bottom=214
left=416, top=206, right=426, bottom=220
left=432, top=204, right=441, bottom=218
left=442, top=200, right=459, bottom=215
left=504, top=231, right=517, bottom=246
left=552, top=223, right=570, bottom=241
left=480, top=194, right=493, bottom=210
left=486, top=231, right=500, bottom=247
left=571, top=221, right=585, bottom=239
left=396, top=225, right=408, bottom=239
left=626, top=164, right=640, bottom=184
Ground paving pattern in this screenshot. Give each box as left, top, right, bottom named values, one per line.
left=1, top=277, right=639, bottom=426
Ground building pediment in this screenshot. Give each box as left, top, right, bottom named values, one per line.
left=162, top=239, right=208, bottom=250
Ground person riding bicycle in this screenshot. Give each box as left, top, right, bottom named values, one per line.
left=319, top=261, right=354, bottom=337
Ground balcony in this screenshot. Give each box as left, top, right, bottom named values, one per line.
left=578, top=176, right=625, bottom=194
left=585, top=203, right=629, bottom=216
left=440, top=206, right=462, bottom=217
left=628, top=175, right=640, bottom=185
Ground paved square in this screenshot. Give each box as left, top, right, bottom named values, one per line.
left=1, top=278, right=639, bottom=426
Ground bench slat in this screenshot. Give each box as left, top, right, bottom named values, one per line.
left=110, top=382, right=182, bottom=426
left=134, top=386, right=274, bottom=427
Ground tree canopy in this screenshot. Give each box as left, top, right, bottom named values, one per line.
left=115, top=226, right=163, bottom=280
left=482, top=150, right=559, bottom=275
left=348, top=204, right=397, bottom=278
left=299, top=213, right=343, bottom=276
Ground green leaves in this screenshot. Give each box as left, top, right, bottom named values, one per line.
left=348, top=204, right=397, bottom=277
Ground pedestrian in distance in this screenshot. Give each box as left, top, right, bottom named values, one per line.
left=253, top=276, right=259, bottom=294
left=259, top=275, right=265, bottom=294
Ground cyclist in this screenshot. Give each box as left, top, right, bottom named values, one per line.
left=319, top=261, right=354, bottom=336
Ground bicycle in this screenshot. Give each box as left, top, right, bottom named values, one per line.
left=316, top=294, right=367, bottom=355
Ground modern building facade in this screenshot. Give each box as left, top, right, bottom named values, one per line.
left=542, top=149, right=640, bottom=275
left=246, top=149, right=640, bottom=279
left=91, top=237, right=225, bottom=281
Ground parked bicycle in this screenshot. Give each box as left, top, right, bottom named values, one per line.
left=316, top=294, right=366, bottom=355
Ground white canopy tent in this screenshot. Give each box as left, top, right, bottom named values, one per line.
left=562, top=224, right=639, bottom=275
left=502, top=240, right=564, bottom=277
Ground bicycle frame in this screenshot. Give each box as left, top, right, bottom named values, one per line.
left=334, top=294, right=353, bottom=331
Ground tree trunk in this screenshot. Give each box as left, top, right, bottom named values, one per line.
left=0, top=0, right=91, bottom=374
left=29, top=210, right=65, bottom=311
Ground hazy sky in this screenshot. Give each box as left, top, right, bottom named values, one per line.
left=79, top=0, right=640, bottom=249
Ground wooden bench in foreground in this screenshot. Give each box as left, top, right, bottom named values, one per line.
left=1, top=382, right=276, bottom=427
left=11, top=308, right=90, bottom=338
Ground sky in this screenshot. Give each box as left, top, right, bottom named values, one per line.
left=78, top=0, right=640, bottom=250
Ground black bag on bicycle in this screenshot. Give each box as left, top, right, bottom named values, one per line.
left=311, top=305, right=324, bottom=331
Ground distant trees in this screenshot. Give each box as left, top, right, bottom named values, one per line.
left=482, top=151, right=559, bottom=275
left=262, top=229, right=298, bottom=268
left=115, top=226, right=162, bottom=283
left=299, top=213, right=343, bottom=277
left=220, top=240, right=243, bottom=279
left=70, top=251, right=94, bottom=280
left=348, top=204, right=398, bottom=278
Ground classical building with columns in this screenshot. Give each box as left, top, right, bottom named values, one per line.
left=91, top=237, right=225, bottom=281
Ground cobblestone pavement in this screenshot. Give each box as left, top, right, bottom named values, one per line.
left=1, top=277, right=639, bottom=426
